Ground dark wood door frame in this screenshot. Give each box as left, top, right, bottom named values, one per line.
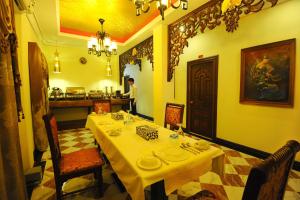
left=186, top=55, right=218, bottom=139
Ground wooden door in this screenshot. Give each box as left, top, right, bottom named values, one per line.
left=187, top=56, right=218, bottom=139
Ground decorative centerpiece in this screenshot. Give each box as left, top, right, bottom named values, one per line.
left=111, top=112, right=124, bottom=120
left=136, top=125, right=158, bottom=141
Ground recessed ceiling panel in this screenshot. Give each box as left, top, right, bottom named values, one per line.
left=59, top=0, right=159, bottom=43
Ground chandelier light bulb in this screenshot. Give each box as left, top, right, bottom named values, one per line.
left=87, top=40, right=93, bottom=49
left=111, top=41, right=117, bottom=50
left=104, top=37, right=111, bottom=48
left=161, top=0, right=168, bottom=6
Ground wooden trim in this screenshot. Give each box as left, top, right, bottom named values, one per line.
left=186, top=56, right=218, bottom=139
left=136, top=113, right=154, bottom=121
left=214, top=137, right=300, bottom=171
left=49, top=100, right=94, bottom=108
left=182, top=131, right=300, bottom=171
left=214, top=137, right=270, bottom=158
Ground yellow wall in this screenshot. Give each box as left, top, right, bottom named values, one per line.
left=153, top=24, right=174, bottom=126
left=15, top=11, right=45, bottom=171
left=44, top=45, right=121, bottom=121
left=166, top=0, right=300, bottom=161
left=14, top=11, right=121, bottom=170
left=45, top=45, right=120, bottom=92
left=124, top=58, right=153, bottom=117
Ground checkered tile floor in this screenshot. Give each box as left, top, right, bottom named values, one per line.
left=31, top=128, right=300, bottom=200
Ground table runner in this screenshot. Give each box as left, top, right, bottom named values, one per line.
left=86, top=114, right=224, bottom=200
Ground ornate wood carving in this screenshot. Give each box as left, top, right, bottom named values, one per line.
left=119, top=36, right=153, bottom=85
left=168, top=0, right=278, bottom=82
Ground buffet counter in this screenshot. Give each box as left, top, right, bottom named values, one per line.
left=49, top=100, right=94, bottom=108
left=49, top=98, right=130, bottom=109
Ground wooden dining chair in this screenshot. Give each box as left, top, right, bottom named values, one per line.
left=242, top=140, right=300, bottom=200
left=93, top=100, right=111, bottom=113
left=164, top=103, right=185, bottom=130
left=185, top=140, right=300, bottom=200
left=43, top=112, right=104, bottom=200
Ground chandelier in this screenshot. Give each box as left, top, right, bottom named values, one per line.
left=87, top=18, right=117, bottom=57
left=133, top=0, right=188, bottom=20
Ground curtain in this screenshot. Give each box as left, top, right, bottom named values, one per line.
left=0, top=0, right=27, bottom=199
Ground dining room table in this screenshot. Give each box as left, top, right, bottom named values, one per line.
left=85, top=111, right=224, bottom=200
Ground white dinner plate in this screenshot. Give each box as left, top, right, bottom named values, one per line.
left=156, top=147, right=190, bottom=162
left=136, top=156, right=162, bottom=170
left=108, top=129, right=121, bottom=136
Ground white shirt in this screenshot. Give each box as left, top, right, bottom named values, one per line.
left=125, top=84, right=137, bottom=103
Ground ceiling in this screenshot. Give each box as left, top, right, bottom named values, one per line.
left=59, top=0, right=159, bottom=43
left=31, top=0, right=285, bottom=51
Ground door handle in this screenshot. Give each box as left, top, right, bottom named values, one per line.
left=190, top=101, right=194, bottom=104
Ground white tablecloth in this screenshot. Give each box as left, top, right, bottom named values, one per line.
left=86, top=113, right=224, bottom=200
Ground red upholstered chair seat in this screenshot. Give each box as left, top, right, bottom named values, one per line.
left=60, top=148, right=103, bottom=175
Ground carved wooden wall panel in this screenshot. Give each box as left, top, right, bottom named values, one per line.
left=28, top=42, right=49, bottom=151
left=168, top=0, right=278, bottom=82
left=119, top=36, right=153, bottom=85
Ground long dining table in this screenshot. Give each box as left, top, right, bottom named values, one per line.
left=86, top=112, right=224, bottom=200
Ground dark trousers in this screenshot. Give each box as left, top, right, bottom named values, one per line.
left=130, top=99, right=136, bottom=115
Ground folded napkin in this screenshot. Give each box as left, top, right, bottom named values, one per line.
left=107, top=128, right=122, bottom=136
left=193, top=140, right=210, bottom=150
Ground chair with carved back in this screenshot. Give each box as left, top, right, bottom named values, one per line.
left=43, top=112, right=104, bottom=200
left=93, top=100, right=111, bottom=113
left=242, top=140, right=300, bottom=200
left=185, top=140, right=300, bottom=200
left=164, top=103, right=185, bottom=131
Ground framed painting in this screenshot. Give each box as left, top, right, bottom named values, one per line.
left=240, top=39, right=296, bottom=107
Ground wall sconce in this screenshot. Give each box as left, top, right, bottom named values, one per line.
left=106, top=57, right=112, bottom=77
left=53, top=50, right=61, bottom=73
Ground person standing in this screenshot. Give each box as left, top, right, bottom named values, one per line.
left=124, top=78, right=137, bottom=115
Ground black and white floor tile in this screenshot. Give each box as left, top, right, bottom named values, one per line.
left=31, top=128, right=300, bottom=200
